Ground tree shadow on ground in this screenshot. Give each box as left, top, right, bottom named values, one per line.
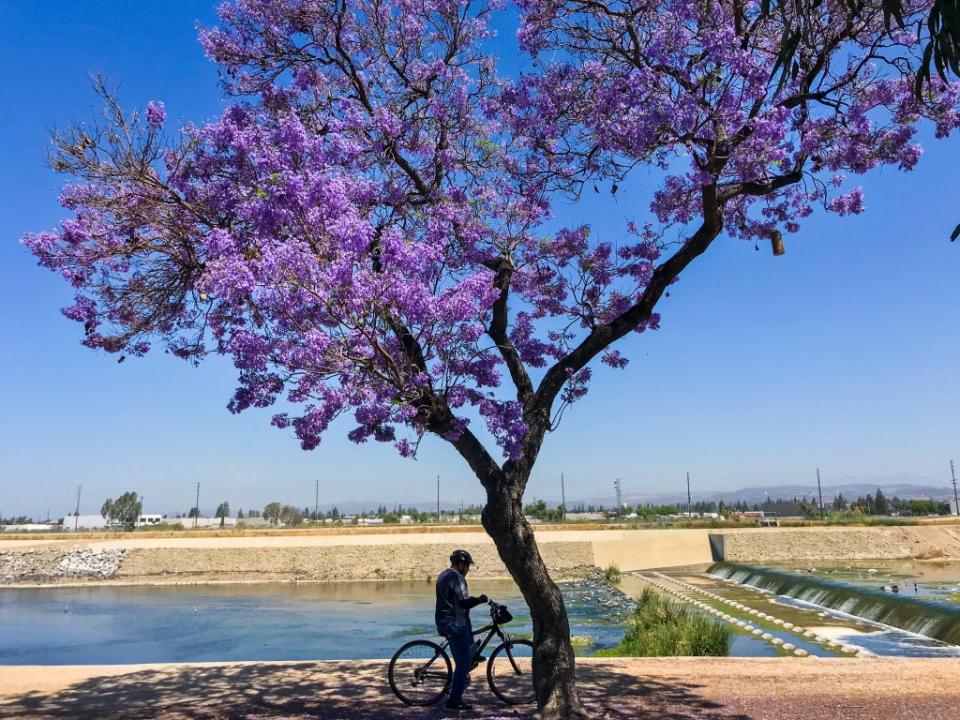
left=0, top=661, right=752, bottom=720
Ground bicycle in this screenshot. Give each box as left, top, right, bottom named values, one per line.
left=388, top=599, right=535, bottom=706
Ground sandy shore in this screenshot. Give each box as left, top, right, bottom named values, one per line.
left=0, top=657, right=957, bottom=719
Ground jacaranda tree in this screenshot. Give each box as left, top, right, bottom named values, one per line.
left=24, top=2, right=960, bottom=716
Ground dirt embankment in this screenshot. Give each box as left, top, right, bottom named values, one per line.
left=0, top=533, right=596, bottom=586
left=723, top=525, right=960, bottom=562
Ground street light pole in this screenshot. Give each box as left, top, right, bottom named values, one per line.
left=817, top=468, right=824, bottom=520
left=560, top=473, right=566, bottom=521
left=437, top=474, right=441, bottom=525
left=194, top=482, right=200, bottom=529
left=951, top=460, right=959, bottom=516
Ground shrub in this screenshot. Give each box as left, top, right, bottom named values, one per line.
left=604, top=564, right=622, bottom=584
left=597, top=588, right=730, bottom=657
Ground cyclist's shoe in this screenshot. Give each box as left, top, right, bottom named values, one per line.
left=444, top=700, right=473, bottom=711
left=469, top=655, right=486, bottom=670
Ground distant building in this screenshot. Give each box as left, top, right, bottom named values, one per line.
left=191, top=516, right=238, bottom=528
left=136, top=514, right=164, bottom=527
left=359, top=517, right=384, bottom=526
left=66, top=515, right=107, bottom=530
left=565, top=512, right=605, bottom=521
left=2, top=523, right=58, bottom=532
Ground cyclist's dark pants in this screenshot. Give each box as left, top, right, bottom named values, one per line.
left=440, top=623, right=473, bottom=703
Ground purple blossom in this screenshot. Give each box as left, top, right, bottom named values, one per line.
left=21, top=0, right=960, bottom=466
left=145, top=100, right=166, bottom=129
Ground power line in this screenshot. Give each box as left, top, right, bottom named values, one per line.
left=194, top=482, right=200, bottom=528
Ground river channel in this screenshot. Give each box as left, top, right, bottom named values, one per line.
left=2, top=562, right=959, bottom=664
left=0, top=578, right=634, bottom=665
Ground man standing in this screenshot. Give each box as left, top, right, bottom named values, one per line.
left=435, top=549, right=488, bottom=711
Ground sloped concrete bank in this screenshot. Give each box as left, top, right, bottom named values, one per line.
left=720, top=525, right=960, bottom=563
left=4, top=525, right=959, bottom=586
left=0, top=529, right=714, bottom=586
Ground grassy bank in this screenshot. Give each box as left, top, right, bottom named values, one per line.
left=597, top=588, right=730, bottom=657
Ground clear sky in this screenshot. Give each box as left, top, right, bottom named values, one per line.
left=1, top=1, right=957, bottom=520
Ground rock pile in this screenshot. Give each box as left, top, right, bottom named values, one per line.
left=0, top=548, right=125, bottom=582
left=54, top=548, right=125, bottom=577
left=559, top=566, right=637, bottom=616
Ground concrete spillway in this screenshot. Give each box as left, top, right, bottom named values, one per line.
left=709, top=563, right=960, bottom=646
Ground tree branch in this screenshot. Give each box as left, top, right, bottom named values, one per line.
left=530, top=184, right=725, bottom=422
left=486, top=255, right=535, bottom=406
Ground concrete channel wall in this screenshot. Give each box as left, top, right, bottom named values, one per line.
left=1, top=528, right=717, bottom=584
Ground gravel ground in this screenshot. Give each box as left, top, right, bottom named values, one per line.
left=1, top=658, right=958, bottom=720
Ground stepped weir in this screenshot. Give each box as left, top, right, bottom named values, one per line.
left=708, top=563, right=960, bottom=645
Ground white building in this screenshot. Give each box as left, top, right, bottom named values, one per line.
left=136, top=514, right=164, bottom=527
left=189, top=516, right=237, bottom=528
left=65, top=515, right=107, bottom=530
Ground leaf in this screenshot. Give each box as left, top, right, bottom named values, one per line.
left=950, top=223, right=960, bottom=241
left=611, top=183, right=619, bottom=195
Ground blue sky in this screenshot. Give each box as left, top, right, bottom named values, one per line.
left=1, top=1, right=957, bottom=519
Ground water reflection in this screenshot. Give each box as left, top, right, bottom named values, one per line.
left=0, top=579, right=633, bottom=666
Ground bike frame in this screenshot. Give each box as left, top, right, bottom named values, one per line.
left=431, top=619, right=524, bottom=674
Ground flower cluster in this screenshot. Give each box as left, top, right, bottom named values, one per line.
left=23, top=0, right=960, bottom=466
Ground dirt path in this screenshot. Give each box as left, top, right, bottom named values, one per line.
left=0, top=657, right=957, bottom=720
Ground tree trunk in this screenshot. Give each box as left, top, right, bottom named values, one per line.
left=482, top=483, right=589, bottom=720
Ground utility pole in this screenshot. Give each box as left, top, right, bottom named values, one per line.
left=614, top=478, right=622, bottom=517
left=686, top=472, right=692, bottom=517
left=560, top=473, right=567, bottom=521
left=817, top=468, right=824, bottom=520
left=74, top=485, right=82, bottom=531
left=314, top=478, right=319, bottom=522
left=437, top=474, right=441, bottom=525
left=951, top=460, right=959, bottom=516
left=194, top=482, right=200, bottom=529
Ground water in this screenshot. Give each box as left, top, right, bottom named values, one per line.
left=0, top=579, right=632, bottom=665
left=709, top=562, right=960, bottom=654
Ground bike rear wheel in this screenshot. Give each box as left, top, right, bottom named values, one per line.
left=486, top=638, right=535, bottom=705
left=388, top=640, right=452, bottom=706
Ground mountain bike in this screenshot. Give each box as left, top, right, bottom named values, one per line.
left=388, top=600, right=535, bottom=706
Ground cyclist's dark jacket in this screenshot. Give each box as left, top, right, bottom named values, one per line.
left=435, top=568, right=483, bottom=632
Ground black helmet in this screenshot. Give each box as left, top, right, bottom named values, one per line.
left=450, top=549, right=476, bottom=566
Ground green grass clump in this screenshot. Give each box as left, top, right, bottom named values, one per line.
left=596, top=588, right=730, bottom=657
left=604, top=564, right=622, bottom=583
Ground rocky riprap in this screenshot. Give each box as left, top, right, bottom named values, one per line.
left=0, top=548, right=125, bottom=583
left=558, top=566, right=637, bottom=616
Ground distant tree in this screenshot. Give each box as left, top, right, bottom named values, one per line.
left=263, top=502, right=282, bottom=525
left=874, top=489, right=890, bottom=515
left=100, top=491, right=142, bottom=531
left=188, top=506, right=200, bottom=519
left=215, top=501, right=231, bottom=527
left=907, top=499, right=942, bottom=515
left=279, top=505, right=303, bottom=526
left=330, top=506, right=340, bottom=521
left=237, top=509, right=245, bottom=519
left=833, top=494, right=849, bottom=512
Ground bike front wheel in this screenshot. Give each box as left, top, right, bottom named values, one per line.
left=486, top=638, right=535, bottom=705
left=388, top=639, right=452, bottom=706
